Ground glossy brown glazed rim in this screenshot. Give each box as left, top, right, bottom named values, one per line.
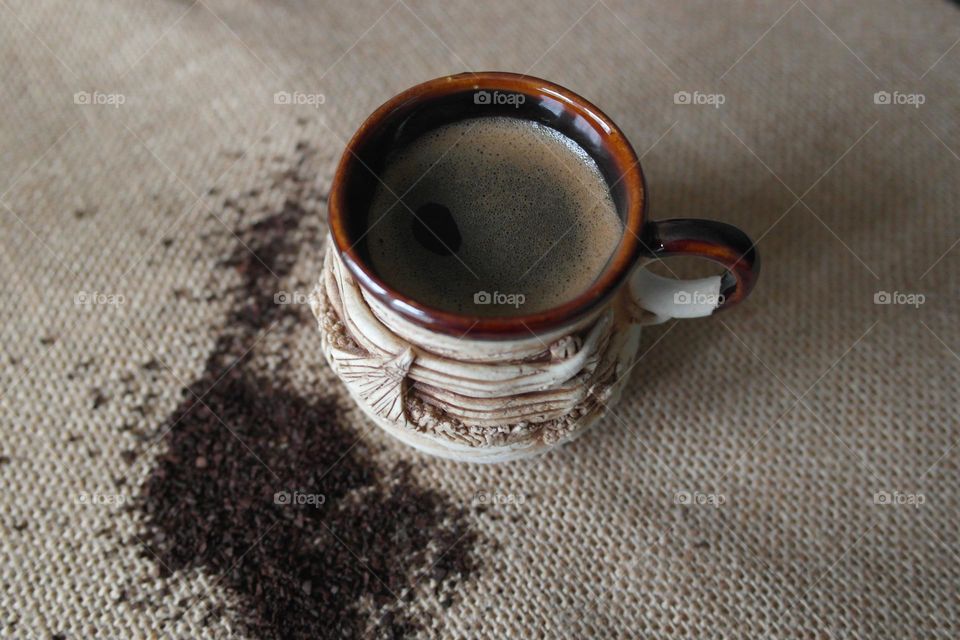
left=328, top=71, right=647, bottom=339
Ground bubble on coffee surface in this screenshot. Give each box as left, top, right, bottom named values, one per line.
left=411, top=202, right=461, bottom=255
left=366, top=116, right=623, bottom=317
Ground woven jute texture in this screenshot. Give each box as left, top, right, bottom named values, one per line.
left=2, top=1, right=959, bottom=638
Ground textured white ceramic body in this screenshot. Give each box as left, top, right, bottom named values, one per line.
left=337, top=368, right=635, bottom=463
left=310, top=235, right=684, bottom=463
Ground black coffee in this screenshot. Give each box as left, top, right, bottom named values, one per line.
left=365, top=116, right=623, bottom=316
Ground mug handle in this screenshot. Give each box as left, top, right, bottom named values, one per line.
left=628, top=218, right=760, bottom=324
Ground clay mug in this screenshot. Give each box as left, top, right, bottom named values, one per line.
left=312, top=72, right=759, bottom=463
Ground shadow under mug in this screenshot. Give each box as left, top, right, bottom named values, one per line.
left=318, top=72, right=759, bottom=462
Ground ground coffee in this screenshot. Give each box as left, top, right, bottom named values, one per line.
left=130, top=140, right=480, bottom=639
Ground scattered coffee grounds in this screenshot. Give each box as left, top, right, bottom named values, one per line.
left=132, top=143, right=479, bottom=639
left=90, top=388, right=108, bottom=410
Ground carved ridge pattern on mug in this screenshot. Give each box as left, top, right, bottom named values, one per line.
left=365, top=116, right=624, bottom=317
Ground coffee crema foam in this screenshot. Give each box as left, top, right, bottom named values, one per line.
left=365, top=116, right=623, bottom=317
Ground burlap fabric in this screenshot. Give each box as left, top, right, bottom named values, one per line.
left=2, top=1, right=958, bottom=637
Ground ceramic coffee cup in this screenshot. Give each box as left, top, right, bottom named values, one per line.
left=312, top=72, right=759, bottom=463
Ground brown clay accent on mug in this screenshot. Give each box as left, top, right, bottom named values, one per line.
left=328, top=71, right=758, bottom=338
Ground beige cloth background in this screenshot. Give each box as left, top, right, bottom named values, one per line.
left=2, top=0, right=959, bottom=637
